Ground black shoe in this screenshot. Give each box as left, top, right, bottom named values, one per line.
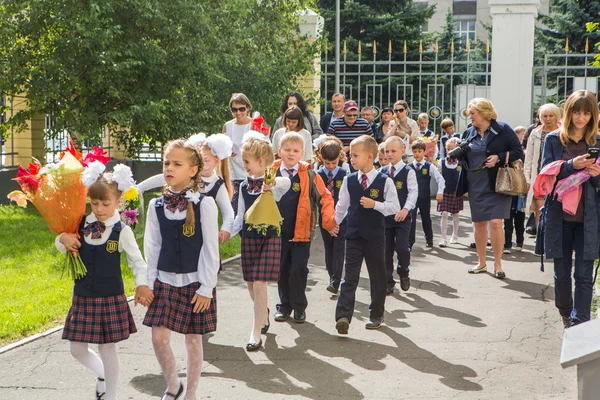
left=246, top=340, right=263, bottom=352
left=486, top=240, right=492, bottom=247
left=525, top=226, right=536, bottom=235
left=365, top=317, right=384, bottom=330
left=326, top=283, right=339, bottom=294
left=161, top=382, right=183, bottom=400
left=400, top=277, right=410, bottom=291
left=562, top=315, right=573, bottom=329
left=386, top=286, right=395, bottom=295
left=469, top=241, right=477, bottom=249
left=96, top=378, right=105, bottom=400
left=336, top=317, right=349, bottom=335
left=293, top=310, right=306, bottom=323
left=261, top=308, right=270, bottom=334
left=274, top=311, right=290, bottom=322
left=426, top=242, right=433, bottom=248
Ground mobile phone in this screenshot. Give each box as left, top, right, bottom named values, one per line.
left=588, top=148, right=600, bottom=161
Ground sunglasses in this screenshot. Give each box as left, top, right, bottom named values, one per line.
left=346, top=114, right=358, bottom=117
left=394, top=108, right=405, bottom=113
left=231, top=106, right=247, bottom=113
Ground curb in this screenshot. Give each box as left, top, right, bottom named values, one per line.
left=0, top=254, right=242, bottom=355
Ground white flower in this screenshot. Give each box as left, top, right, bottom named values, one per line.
left=185, top=190, right=201, bottom=204
left=112, top=164, right=135, bottom=192
left=187, top=133, right=207, bottom=147
left=312, top=134, right=328, bottom=149
left=242, top=130, right=270, bottom=144
left=81, top=161, right=106, bottom=188
left=206, top=134, right=233, bottom=159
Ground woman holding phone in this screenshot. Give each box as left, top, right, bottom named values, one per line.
left=540, top=90, right=600, bottom=329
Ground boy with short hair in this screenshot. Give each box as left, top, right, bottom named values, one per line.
left=380, top=136, right=417, bottom=294
left=409, top=140, right=445, bottom=248
left=333, top=135, right=400, bottom=334
left=273, top=133, right=337, bottom=323
left=374, top=142, right=389, bottom=169
left=439, top=118, right=458, bottom=159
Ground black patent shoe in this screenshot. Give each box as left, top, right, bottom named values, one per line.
left=336, top=317, right=349, bottom=335
left=562, top=315, right=573, bottom=329
left=400, top=277, right=411, bottom=291
left=261, top=308, right=270, bottom=334
left=274, top=311, right=290, bottom=322
left=293, top=310, right=306, bottom=323
left=246, top=340, right=263, bottom=352
left=326, top=283, right=339, bottom=294
left=365, top=317, right=384, bottom=330
left=161, top=382, right=183, bottom=400
left=96, top=377, right=105, bottom=400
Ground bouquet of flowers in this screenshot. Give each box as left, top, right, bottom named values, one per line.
left=422, top=136, right=438, bottom=160
left=8, top=141, right=111, bottom=279
left=244, top=167, right=283, bottom=236
left=252, top=112, right=271, bottom=136
left=121, top=186, right=140, bottom=229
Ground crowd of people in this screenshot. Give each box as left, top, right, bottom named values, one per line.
left=55, top=89, right=600, bottom=400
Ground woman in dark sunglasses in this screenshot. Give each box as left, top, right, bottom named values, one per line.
left=387, top=100, right=420, bottom=162
left=222, top=93, right=253, bottom=214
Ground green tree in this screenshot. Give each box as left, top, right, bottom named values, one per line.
left=0, top=0, right=319, bottom=155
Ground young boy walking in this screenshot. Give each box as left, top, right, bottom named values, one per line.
left=380, top=136, right=417, bottom=294
left=273, top=133, right=337, bottom=323
left=409, top=140, right=445, bottom=248
left=333, top=135, right=400, bottom=334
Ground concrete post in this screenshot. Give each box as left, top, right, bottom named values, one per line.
left=297, top=9, right=324, bottom=119
left=489, top=0, right=540, bottom=127
left=3, top=96, right=46, bottom=165
left=560, top=318, right=600, bottom=399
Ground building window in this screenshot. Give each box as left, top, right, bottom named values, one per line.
left=454, top=19, right=476, bottom=43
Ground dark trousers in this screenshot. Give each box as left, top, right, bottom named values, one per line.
left=504, top=210, right=525, bottom=248
left=320, top=224, right=346, bottom=286
left=277, top=234, right=312, bottom=314
left=335, top=237, right=387, bottom=322
left=385, top=219, right=411, bottom=290
left=409, top=197, right=433, bottom=247
left=554, top=221, right=595, bottom=324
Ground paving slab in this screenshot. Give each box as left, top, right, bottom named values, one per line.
left=0, top=208, right=575, bottom=399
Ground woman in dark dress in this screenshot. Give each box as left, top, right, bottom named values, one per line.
left=455, top=98, right=524, bottom=278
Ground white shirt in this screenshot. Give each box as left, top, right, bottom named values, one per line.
left=271, top=128, right=314, bottom=162
left=224, top=121, right=252, bottom=180
left=411, top=159, right=446, bottom=194
left=230, top=176, right=291, bottom=236
left=279, top=163, right=300, bottom=178
left=201, top=173, right=235, bottom=234
left=389, top=160, right=418, bottom=212
left=55, top=211, right=148, bottom=288
left=334, top=168, right=400, bottom=225
left=144, top=194, right=220, bottom=298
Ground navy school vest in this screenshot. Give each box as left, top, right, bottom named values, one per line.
left=441, top=159, right=461, bottom=195
left=276, top=169, right=301, bottom=237
left=155, top=196, right=203, bottom=274
left=410, top=161, right=432, bottom=199
left=345, top=171, right=387, bottom=241
left=380, top=165, right=410, bottom=228
left=204, top=177, right=224, bottom=200
left=75, top=217, right=125, bottom=297
left=241, top=180, right=279, bottom=238
left=318, top=167, right=347, bottom=226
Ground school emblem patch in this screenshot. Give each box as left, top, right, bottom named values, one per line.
left=456, top=165, right=461, bottom=172
left=422, top=168, right=428, bottom=175
left=369, top=189, right=379, bottom=199
left=336, top=180, right=343, bottom=188
left=106, top=240, right=118, bottom=253
left=183, top=224, right=195, bottom=237
left=396, top=181, right=403, bottom=190
left=292, top=182, right=301, bottom=192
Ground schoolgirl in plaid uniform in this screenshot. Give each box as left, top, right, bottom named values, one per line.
left=229, top=131, right=290, bottom=352
left=56, top=167, right=151, bottom=400
left=143, top=139, right=220, bottom=400
left=315, top=136, right=349, bottom=294
left=437, top=137, right=464, bottom=247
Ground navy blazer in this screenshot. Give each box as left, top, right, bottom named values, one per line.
left=456, top=120, right=524, bottom=196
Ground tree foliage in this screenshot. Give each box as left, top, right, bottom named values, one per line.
left=0, top=0, right=319, bottom=154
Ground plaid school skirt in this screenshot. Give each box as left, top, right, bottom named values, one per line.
left=62, top=294, right=136, bottom=344
left=143, top=280, right=217, bottom=335
left=437, top=192, right=464, bottom=214
left=241, top=236, right=281, bottom=282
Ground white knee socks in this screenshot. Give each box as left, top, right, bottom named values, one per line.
left=98, top=343, right=119, bottom=400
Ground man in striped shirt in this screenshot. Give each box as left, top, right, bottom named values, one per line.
left=327, top=100, right=373, bottom=153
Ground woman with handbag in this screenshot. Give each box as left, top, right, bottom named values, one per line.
left=455, top=98, right=524, bottom=278
left=540, top=90, right=600, bottom=328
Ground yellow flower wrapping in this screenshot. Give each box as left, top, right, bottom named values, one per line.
left=244, top=167, right=283, bottom=236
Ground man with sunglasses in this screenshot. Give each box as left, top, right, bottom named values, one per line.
left=388, top=100, right=420, bottom=163
left=327, top=100, right=373, bottom=154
